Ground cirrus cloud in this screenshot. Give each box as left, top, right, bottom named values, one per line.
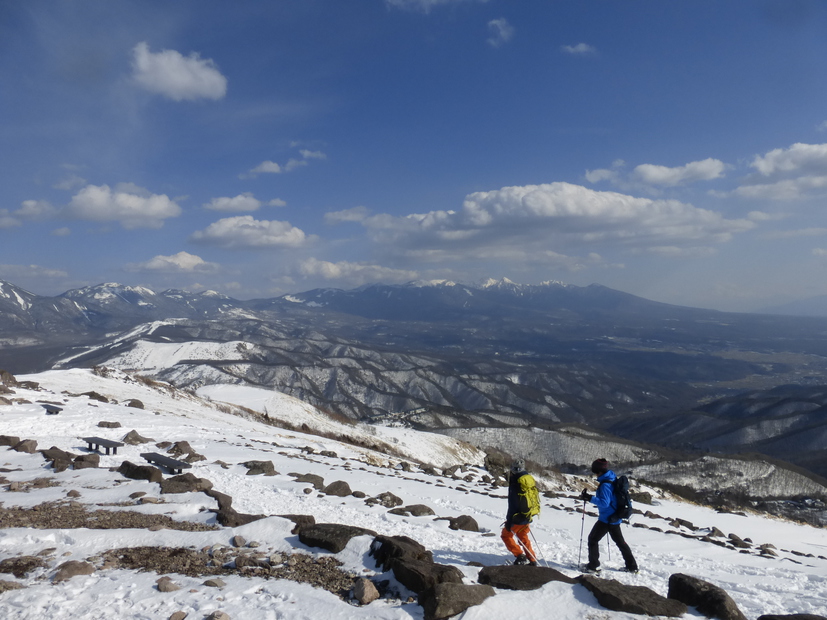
left=190, top=215, right=314, bottom=249
left=487, top=18, right=514, bottom=48
left=131, top=42, right=227, bottom=102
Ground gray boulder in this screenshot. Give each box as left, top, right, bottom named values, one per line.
left=202, top=490, right=266, bottom=528
left=370, top=535, right=433, bottom=571
left=53, top=561, right=95, bottom=582
left=757, top=615, right=827, bottom=620
left=580, top=575, right=687, bottom=617
left=389, top=504, right=435, bottom=517
left=73, top=453, right=100, bottom=470
left=373, top=491, right=403, bottom=508
left=243, top=460, right=276, bottom=476
left=117, top=460, right=163, bottom=484
left=420, top=583, right=496, bottom=620
left=122, top=430, right=153, bottom=445
left=276, top=514, right=316, bottom=534
left=668, top=573, right=747, bottom=620
left=448, top=515, right=479, bottom=532
left=353, top=578, right=380, bottom=605
left=391, top=557, right=463, bottom=595
left=12, top=439, right=37, bottom=453
left=41, top=446, right=75, bottom=472
left=299, top=523, right=377, bottom=553
left=323, top=480, right=352, bottom=497
left=0, top=435, right=20, bottom=447
left=478, top=565, right=577, bottom=590
left=159, top=473, right=213, bottom=494
left=289, top=473, right=325, bottom=490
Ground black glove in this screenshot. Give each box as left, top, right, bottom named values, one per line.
left=580, top=489, right=592, bottom=501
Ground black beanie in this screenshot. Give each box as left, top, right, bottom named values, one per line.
left=591, top=458, right=609, bottom=475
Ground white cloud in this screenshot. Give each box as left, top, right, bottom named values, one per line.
left=190, top=215, right=313, bottom=249
left=0, top=211, right=21, bottom=229
left=733, top=176, right=827, bottom=201
left=325, top=206, right=370, bottom=224
left=51, top=227, right=71, bottom=237
left=763, top=227, right=827, bottom=239
left=299, top=150, right=327, bottom=160
left=268, top=199, right=288, bottom=207
left=204, top=193, right=262, bottom=212
left=124, top=251, right=219, bottom=273
left=298, top=258, right=418, bottom=286
left=131, top=41, right=227, bottom=102
left=585, top=160, right=625, bottom=184
left=751, top=143, right=827, bottom=176
left=15, top=199, right=57, bottom=220
left=633, top=158, right=727, bottom=186
left=584, top=168, right=619, bottom=184
left=249, top=161, right=282, bottom=175
left=0, top=264, right=68, bottom=279
left=243, top=149, right=327, bottom=178
left=562, top=43, right=597, bottom=56
left=363, top=182, right=755, bottom=261
left=66, top=184, right=182, bottom=229
left=813, top=248, right=827, bottom=257
left=284, top=158, right=308, bottom=172
left=487, top=18, right=514, bottom=48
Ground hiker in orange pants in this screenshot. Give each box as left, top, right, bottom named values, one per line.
left=501, top=458, right=539, bottom=565
left=501, top=522, right=536, bottom=563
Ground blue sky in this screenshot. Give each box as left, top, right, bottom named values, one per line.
left=2, top=0, right=827, bottom=311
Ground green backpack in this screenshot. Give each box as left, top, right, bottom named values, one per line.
left=518, top=474, right=541, bottom=520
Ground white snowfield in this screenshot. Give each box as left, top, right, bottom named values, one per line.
left=0, top=368, right=824, bottom=620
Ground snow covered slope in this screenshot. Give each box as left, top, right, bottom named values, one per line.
left=0, top=369, right=825, bottom=619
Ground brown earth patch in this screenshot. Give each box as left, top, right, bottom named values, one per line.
left=0, top=502, right=217, bottom=531
left=101, top=546, right=358, bottom=598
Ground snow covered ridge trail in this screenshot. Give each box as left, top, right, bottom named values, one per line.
left=0, top=370, right=825, bottom=619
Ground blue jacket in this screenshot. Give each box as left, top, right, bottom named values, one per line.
left=506, top=470, right=531, bottom=526
left=589, top=470, right=621, bottom=525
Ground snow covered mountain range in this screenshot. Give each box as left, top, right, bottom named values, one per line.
left=3, top=277, right=827, bottom=491
left=0, top=368, right=825, bottom=619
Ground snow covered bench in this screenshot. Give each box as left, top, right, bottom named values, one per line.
left=81, top=436, right=125, bottom=455
left=140, top=452, right=192, bottom=474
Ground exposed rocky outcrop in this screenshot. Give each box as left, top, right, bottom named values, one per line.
left=419, top=582, right=496, bottom=620
left=579, top=575, right=688, bottom=617
left=299, top=523, right=377, bottom=554
left=668, top=573, right=748, bottom=620
left=478, top=565, right=577, bottom=590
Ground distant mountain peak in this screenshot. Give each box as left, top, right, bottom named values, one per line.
left=408, top=279, right=459, bottom=288
left=479, top=277, right=571, bottom=291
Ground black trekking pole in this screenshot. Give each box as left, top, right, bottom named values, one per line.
left=578, top=498, right=586, bottom=567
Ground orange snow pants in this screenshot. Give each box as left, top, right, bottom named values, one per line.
left=501, top=523, right=536, bottom=561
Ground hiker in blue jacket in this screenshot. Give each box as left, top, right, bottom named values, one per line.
left=580, top=458, right=638, bottom=573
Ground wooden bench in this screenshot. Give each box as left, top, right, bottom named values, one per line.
left=81, top=436, right=125, bottom=455
left=140, top=452, right=192, bottom=474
